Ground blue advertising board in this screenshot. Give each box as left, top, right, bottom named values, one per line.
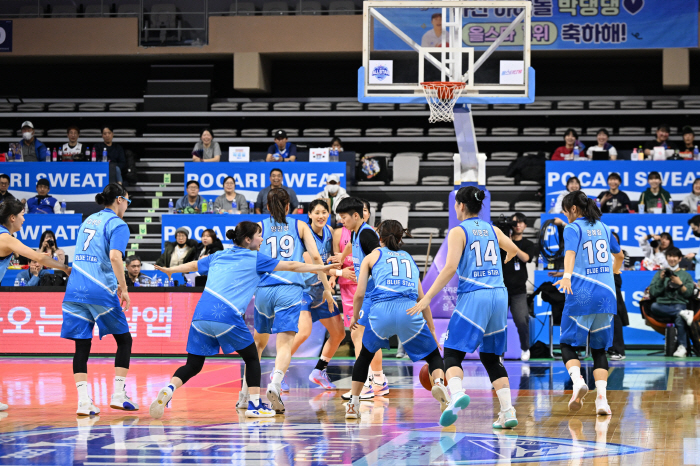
left=374, top=0, right=698, bottom=50
left=0, top=162, right=109, bottom=202
left=0, top=20, right=12, bottom=53
left=545, top=161, right=700, bottom=209
left=14, top=214, right=83, bottom=262
left=184, top=162, right=346, bottom=203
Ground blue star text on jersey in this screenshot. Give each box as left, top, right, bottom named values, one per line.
left=473, top=269, right=500, bottom=277
left=586, top=266, right=610, bottom=275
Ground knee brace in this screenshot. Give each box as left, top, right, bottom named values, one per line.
left=422, top=348, right=445, bottom=376
left=591, top=347, right=609, bottom=371
left=443, top=347, right=466, bottom=372
left=173, top=353, right=206, bottom=385
left=560, top=343, right=579, bottom=365
left=237, top=343, right=262, bottom=389
left=73, top=339, right=92, bottom=374
left=113, top=332, right=133, bottom=369
left=479, top=352, right=508, bottom=383
left=352, top=346, right=376, bottom=383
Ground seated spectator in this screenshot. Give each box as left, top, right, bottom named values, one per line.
left=266, top=130, right=296, bottom=162
left=156, top=227, right=198, bottom=267
left=255, top=168, right=299, bottom=213
left=62, top=125, right=82, bottom=162
left=330, top=137, right=344, bottom=152
left=639, top=171, right=671, bottom=213
left=192, top=128, right=221, bottom=163
left=26, top=179, right=61, bottom=214
left=643, top=124, right=677, bottom=157
left=679, top=126, right=696, bottom=158
left=194, top=228, right=224, bottom=259
left=551, top=128, right=585, bottom=161
left=596, top=172, right=631, bottom=213
left=124, top=255, right=152, bottom=286
left=176, top=180, right=204, bottom=213
left=316, top=174, right=349, bottom=221
left=549, top=176, right=580, bottom=214
left=648, top=247, right=696, bottom=358
left=39, top=230, right=66, bottom=265
left=17, top=121, right=48, bottom=161
left=213, top=176, right=249, bottom=214
left=686, top=215, right=700, bottom=280
left=680, top=178, right=700, bottom=213
left=0, top=174, right=16, bottom=204
left=93, top=126, right=127, bottom=185
left=16, top=258, right=50, bottom=286
left=586, top=128, right=618, bottom=160
left=640, top=232, right=673, bottom=269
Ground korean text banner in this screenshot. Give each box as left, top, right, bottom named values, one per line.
left=540, top=213, right=700, bottom=257
left=373, top=0, right=698, bottom=51
left=0, top=162, right=109, bottom=202
left=184, top=162, right=346, bottom=202
left=15, top=214, right=82, bottom=262
left=545, top=161, right=700, bottom=208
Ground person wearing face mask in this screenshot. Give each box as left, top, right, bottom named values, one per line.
left=316, top=174, right=349, bottom=224
left=17, top=121, right=49, bottom=162
left=685, top=215, right=700, bottom=281
left=156, top=227, right=198, bottom=267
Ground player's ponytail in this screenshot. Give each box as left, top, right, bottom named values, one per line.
left=227, top=221, right=261, bottom=247
left=95, top=183, right=127, bottom=206
left=267, top=188, right=290, bottom=224
left=377, top=219, right=410, bottom=251
left=0, top=199, right=24, bottom=227
left=455, top=186, right=486, bottom=216
left=561, top=191, right=601, bottom=225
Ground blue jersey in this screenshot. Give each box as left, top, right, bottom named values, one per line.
left=303, top=224, right=333, bottom=303
left=0, top=226, right=13, bottom=283
left=194, top=247, right=279, bottom=324
left=456, top=218, right=505, bottom=293
left=258, top=217, right=306, bottom=287
left=371, top=247, right=420, bottom=303
left=64, top=209, right=130, bottom=309
left=563, top=218, right=620, bottom=316
left=352, top=223, right=379, bottom=294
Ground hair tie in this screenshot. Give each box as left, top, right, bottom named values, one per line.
left=474, top=192, right=480, bottom=200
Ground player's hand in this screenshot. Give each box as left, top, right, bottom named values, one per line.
left=118, top=286, right=131, bottom=310
left=548, top=271, right=564, bottom=277
left=349, top=314, right=359, bottom=331
left=154, top=265, right=172, bottom=279
left=328, top=253, right=343, bottom=265
left=430, top=327, right=442, bottom=352
left=342, top=267, right=356, bottom=282
left=554, top=278, right=572, bottom=295
left=323, top=290, right=335, bottom=311
left=328, top=276, right=337, bottom=289
left=407, top=297, right=430, bottom=316
left=64, top=266, right=72, bottom=276
left=504, top=249, right=517, bottom=264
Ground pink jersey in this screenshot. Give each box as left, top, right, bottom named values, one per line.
left=338, top=227, right=355, bottom=286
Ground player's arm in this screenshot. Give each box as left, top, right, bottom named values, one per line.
left=351, top=251, right=377, bottom=330
left=273, top=260, right=337, bottom=275
left=413, top=281, right=441, bottom=350
left=330, top=240, right=352, bottom=265
left=5, top=237, right=70, bottom=274
left=613, top=251, right=624, bottom=274
left=110, top=250, right=130, bottom=310
left=554, top=251, right=576, bottom=295
left=155, top=261, right=199, bottom=276
left=299, top=222, right=335, bottom=307
left=493, top=226, right=518, bottom=264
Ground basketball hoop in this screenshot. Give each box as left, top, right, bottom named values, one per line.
left=420, top=81, right=466, bottom=123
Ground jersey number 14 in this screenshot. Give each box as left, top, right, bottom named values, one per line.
left=470, top=240, right=498, bottom=267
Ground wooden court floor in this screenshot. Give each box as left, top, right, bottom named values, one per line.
left=0, top=355, right=697, bottom=465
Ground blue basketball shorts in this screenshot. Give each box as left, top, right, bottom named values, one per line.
left=356, top=292, right=373, bottom=328
left=560, top=313, right=614, bottom=350
left=445, top=288, right=509, bottom=355
left=254, top=285, right=304, bottom=334
left=186, top=317, right=255, bottom=356
left=61, top=301, right=130, bottom=340
left=302, top=292, right=341, bottom=323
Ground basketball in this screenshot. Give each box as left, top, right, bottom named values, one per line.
left=419, top=363, right=432, bottom=391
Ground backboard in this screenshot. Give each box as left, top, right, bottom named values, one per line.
left=360, top=0, right=534, bottom=104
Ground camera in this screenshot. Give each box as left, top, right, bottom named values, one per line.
left=495, top=215, right=518, bottom=237
left=663, top=268, right=676, bottom=279
left=46, top=239, right=55, bottom=248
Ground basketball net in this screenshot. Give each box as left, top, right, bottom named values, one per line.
left=420, top=81, right=466, bottom=123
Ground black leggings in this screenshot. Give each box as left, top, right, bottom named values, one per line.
left=561, top=343, right=609, bottom=371
left=351, top=345, right=444, bottom=384
left=173, top=344, right=262, bottom=388
left=444, top=348, right=508, bottom=383
left=72, top=332, right=132, bottom=374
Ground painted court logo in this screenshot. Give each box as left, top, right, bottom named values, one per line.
left=372, top=65, right=391, bottom=81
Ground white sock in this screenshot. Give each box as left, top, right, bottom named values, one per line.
left=76, top=381, right=89, bottom=401
left=114, top=376, right=126, bottom=395
left=351, top=395, right=360, bottom=406
left=271, top=369, right=284, bottom=386
left=166, top=384, right=175, bottom=394
left=435, top=377, right=444, bottom=386
left=595, top=380, right=607, bottom=399
left=372, top=371, right=384, bottom=385
left=496, top=388, right=513, bottom=412
left=241, top=378, right=249, bottom=395
left=568, top=366, right=582, bottom=384
left=249, top=394, right=260, bottom=405
left=448, top=376, right=464, bottom=401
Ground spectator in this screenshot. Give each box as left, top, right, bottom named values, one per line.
left=26, top=179, right=61, bottom=214
left=194, top=228, right=224, bottom=259
left=191, top=128, right=221, bottom=163
left=421, top=12, right=445, bottom=47
left=94, top=126, right=127, bottom=185
left=213, top=176, right=249, bottom=214
left=596, top=172, right=631, bottom=213
left=639, top=171, right=671, bottom=213
left=255, top=168, right=299, bottom=213
left=551, top=128, right=585, bottom=161
left=680, top=178, right=700, bottom=213
left=643, top=124, right=677, bottom=157
left=609, top=231, right=629, bottom=360
left=549, top=176, right=580, bottom=213
left=500, top=212, right=537, bottom=361
left=316, top=174, right=349, bottom=221
left=685, top=215, right=700, bottom=280
left=586, top=128, right=618, bottom=160
left=648, top=247, right=696, bottom=358
left=17, top=121, right=48, bottom=162
left=124, top=255, right=152, bottom=286
left=0, top=174, right=16, bottom=204
left=62, top=126, right=82, bottom=162
left=640, top=232, right=673, bottom=269
left=176, top=180, right=204, bottom=213
left=16, top=258, right=50, bottom=286
left=679, top=126, right=696, bottom=158
left=266, top=130, right=297, bottom=162
left=156, top=227, right=198, bottom=267
left=330, top=137, right=344, bottom=153
left=39, top=230, right=66, bottom=266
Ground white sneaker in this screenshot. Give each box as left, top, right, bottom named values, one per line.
left=77, top=398, right=100, bottom=416
left=520, top=350, right=530, bottom=362
left=110, top=391, right=139, bottom=411
left=236, top=391, right=249, bottom=409
left=345, top=402, right=359, bottom=419
left=431, top=381, right=451, bottom=413
left=568, top=379, right=588, bottom=412
left=673, top=344, right=687, bottom=358
left=266, top=383, right=285, bottom=414
left=149, top=387, right=173, bottom=419
left=0, top=401, right=7, bottom=411
left=342, top=376, right=372, bottom=400
left=595, top=395, right=612, bottom=415
left=492, top=407, right=518, bottom=429
left=680, top=310, right=695, bottom=327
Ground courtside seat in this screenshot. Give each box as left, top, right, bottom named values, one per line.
left=273, top=102, right=300, bottom=111
left=335, top=128, right=362, bottom=136
left=390, top=154, right=420, bottom=186
left=212, top=129, right=237, bottom=137
left=211, top=102, right=238, bottom=111
left=589, top=100, right=615, bottom=109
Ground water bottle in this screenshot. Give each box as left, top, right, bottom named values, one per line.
left=201, top=199, right=207, bottom=213
left=634, top=261, right=641, bottom=271
left=157, top=277, right=163, bottom=287
left=168, top=277, right=174, bottom=287
left=638, top=145, right=644, bottom=161
left=667, top=200, right=674, bottom=214
left=248, top=201, right=254, bottom=212
left=549, top=197, right=556, bottom=212
left=133, top=279, right=140, bottom=287
left=231, top=199, right=237, bottom=213
left=638, top=203, right=645, bottom=214
left=297, top=203, right=303, bottom=214
left=57, top=148, right=62, bottom=162
left=19, top=278, right=25, bottom=287
left=573, top=145, right=580, bottom=159
left=102, top=147, right=108, bottom=162
left=13, top=278, right=19, bottom=287
left=7, top=147, right=12, bottom=162
left=696, top=199, right=700, bottom=214
left=655, top=199, right=662, bottom=214
left=48, top=148, right=55, bottom=162
left=631, top=148, right=638, bottom=161
left=85, top=146, right=90, bottom=161
left=694, top=145, right=699, bottom=161
left=54, top=148, right=59, bottom=162
left=537, top=254, right=544, bottom=271
left=330, top=149, right=339, bottom=162
left=168, top=199, right=174, bottom=214
left=595, top=198, right=601, bottom=210
left=208, top=200, right=214, bottom=214
left=60, top=200, right=66, bottom=214
left=91, top=147, right=96, bottom=162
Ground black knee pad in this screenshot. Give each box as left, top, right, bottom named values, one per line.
left=423, top=348, right=444, bottom=375
left=113, top=332, right=133, bottom=369
left=352, top=346, right=376, bottom=383
left=479, top=352, right=508, bottom=383
left=173, top=353, right=206, bottom=385
left=560, top=343, right=579, bottom=365
left=591, top=348, right=609, bottom=371
left=443, top=347, right=466, bottom=372
left=73, top=339, right=92, bottom=374
left=237, top=343, right=262, bottom=389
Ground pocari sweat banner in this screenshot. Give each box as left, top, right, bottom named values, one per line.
left=15, top=214, right=82, bottom=262
left=0, top=163, right=109, bottom=202
left=184, top=162, right=346, bottom=202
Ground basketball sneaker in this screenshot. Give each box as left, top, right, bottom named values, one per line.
left=492, top=407, right=518, bottom=429
left=595, top=395, right=612, bottom=415
left=309, top=369, right=337, bottom=389
left=568, top=379, right=588, bottom=412
left=149, top=386, right=173, bottom=419
left=439, top=392, right=470, bottom=427
left=76, top=398, right=100, bottom=417
left=245, top=400, right=276, bottom=418
left=269, top=372, right=290, bottom=392
left=680, top=310, right=695, bottom=327
left=431, top=381, right=450, bottom=412
left=370, top=377, right=389, bottom=397
left=236, top=391, right=249, bottom=409
left=266, top=384, right=285, bottom=414
left=345, top=402, right=359, bottom=419
left=0, top=401, right=7, bottom=411
left=111, top=391, right=139, bottom=411
left=342, top=376, right=373, bottom=400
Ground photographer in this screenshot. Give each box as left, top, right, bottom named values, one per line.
left=639, top=232, right=673, bottom=269
left=38, top=230, right=66, bottom=266
left=499, top=213, right=537, bottom=361
left=649, top=247, right=696, bottom=358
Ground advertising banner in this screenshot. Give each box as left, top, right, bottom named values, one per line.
left=15, top=214, right=82, bottom=262
left=0, top=162, right=109, bottom=202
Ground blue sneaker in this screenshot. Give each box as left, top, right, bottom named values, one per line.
left=245, top=400, right=276, bottom=418
left=269, top=372, right=290, bottom=392
left=309, top=369, right=337, bottom=389
left=439, top=392, right=470, bottom=427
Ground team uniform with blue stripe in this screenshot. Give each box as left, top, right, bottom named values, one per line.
left=186, top=247, right=279, bottom=356
left=353, top=223, right=379, bottom=328
left=61, top=209, right=131, bottom=340
left=362, top=247, right=437, bottom=361
left=560, top=218, right=620, bottom=350
left=255, top=217, right=307, bottom=334
left=445, top=217, right=509, bottom=354
left=0, top=226, right=13, bottom=283
left=302, top=224, right=340, bottom=322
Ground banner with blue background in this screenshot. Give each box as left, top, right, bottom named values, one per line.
left=184, top=162, right=346, bottom=203
left=374, top=0, right=698, bottom=50
left=15, top=214, right=82, bottom=262
left=546, top=161, right=700, bottom=208
left=0, top=163, right=109, bottom=202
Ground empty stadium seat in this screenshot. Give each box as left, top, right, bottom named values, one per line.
left=47, top=129, right=67, bottom=137
left=490, top=201, right=510, bottom=211
left=422, top=176, right=449, bottom=185
left=525, top=101, right=551, bottom=110
left=80, top=129, right=102, bottom=137
left=589, top=100, right=615, bottom=109
left=211, top=102, right=239, bottom=111
left=113, top=129, right=137, bottom=137
left=487, top=176, right=515, bottom=185
left=0, top=130, right=12, bottom=137
left=364, top=152, right=392, bottom=159
left=620, top=100, right=646, bottom=109
left=523, top=227, right=538, bottom=238
left=303, top=128, right=330, bottom=136
left=523, top=127, right=550, bottom=136
left=395, top=152, right=423, bottom=158
left=471, top=104, right=489, bottom=111
left=146, top=4, right=181, bottom=42
left=651, top=100, right=678, bottom=109
left=493, top=104, right=520, bottom=110
left=84, top=4, right=110, bottom=17
left=619, top=127, right=646, bottom=135
left=110, top=103, right=137, bottom=111
left=366, top=128, right=392, bottom=136
left=231, top=2, right=256, bottom=15
left=380, top=206, right=409, bottom=229
left=328, top=1, right=357, bottom=15
left=48, top=103, right=76, bottom=112
left=241, top=102, right=269, bottom=111
left=513, top=201, right=542, bottom=211
left=490, top=151, right=517, bottom=161
left=336, top=102, right=363, bottom=111
left=51, top=5, right=77, bottom=17
left=428, top=127, right=455, bottom=136
left=399, top=104, right=427, bottom=110
left=396, top=128, right=424, bottom=136
left=557, top=100, right=584, bottom=109
left=382, top=201, right=411, bottom=209
left=491, top=127, right=518, bottom=136
left=17, top=103, right=45, bottom=111
left=272, top=128, right=298, bottom=137
left=117, top=4, right=141, bottom=16
left=390, top=155, right=420, bottom=185
left=273, top=102, right=300, bottom=111
left=586, top=126, right=613, bottom=135
left=241, top=128, right=268, bottom=137
left=426, top=152, right=453, bottom=161
left=474, top=127, right=487, bottom=136
left=555, top=127, right=581, bottom=135
left=0, top=103, right=13, bottom=112
left=297, top=1, right=323, bottom=14
left=413, top=255, right=434, bottom=268
left=410, top=227, right=440, bottom=238
left=334, top=128, right=361, bottom=136
left=212, top=129, right=237, bottom=137
left=415, top=201, right=443, bottom=211
left=367, top=103, right=394, bottom=111
left=683, top=100, right=700, bottom=109
left=304, top=102, right=331, bottom=111
left=263, top=1, right=289, bottom=15
left=16, top=129, right=44, bottom=137
left=79, top=103, right=106, bottom=111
